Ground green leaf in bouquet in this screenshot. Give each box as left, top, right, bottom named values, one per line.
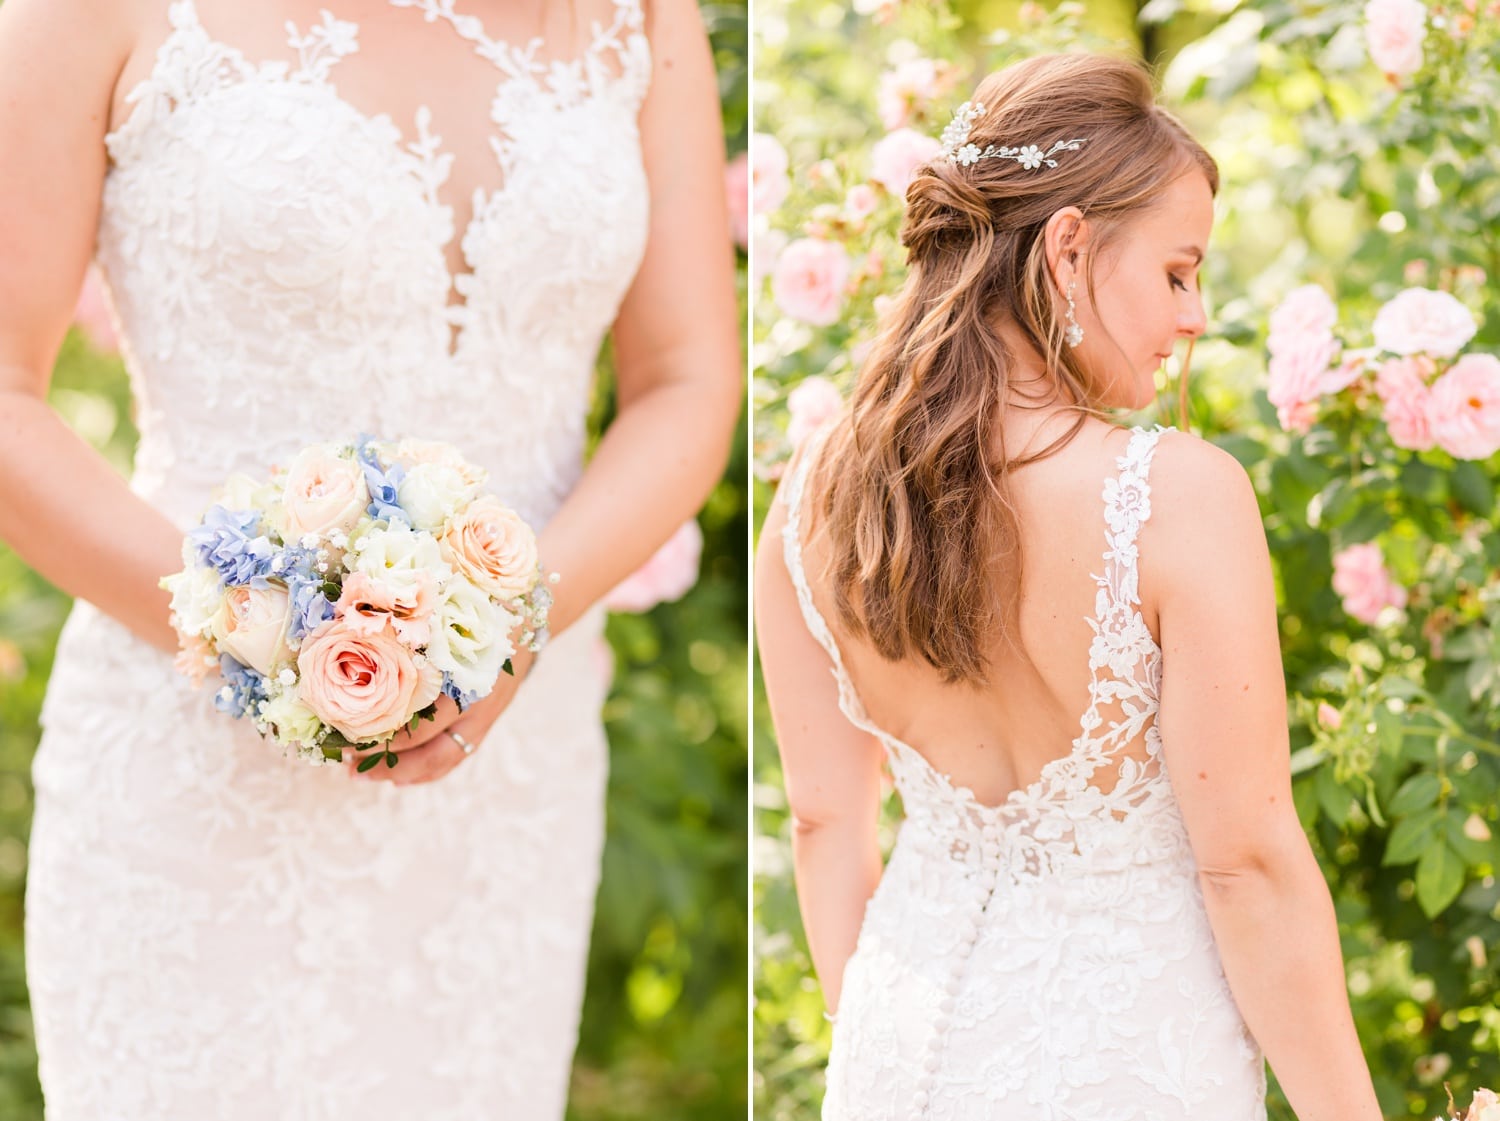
left=1382, top=806, right=1443, bottom=866
left=321, top=745, right=344, bottom=762
left=356, top=753, right=384, bottom=774
left=409, top=713, right=421, bottom=734
left=1415, top=840, right=1466, bottom=917
left=502, top=658, right=514, bottom=676
left=385, top=752, right=397, bottom=768
left=1388, top=772, right=1442, bottom=816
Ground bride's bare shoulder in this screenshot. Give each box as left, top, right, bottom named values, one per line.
left=1143, top=427, right=1268, bottom=580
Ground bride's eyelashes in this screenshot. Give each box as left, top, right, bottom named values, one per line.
left=1169, top=273, right=1189, bottom=292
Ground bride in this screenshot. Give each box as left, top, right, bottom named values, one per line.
left=756, top=54, right=1380, bottom=1120
left=0, top=0, right=739, bottom=1117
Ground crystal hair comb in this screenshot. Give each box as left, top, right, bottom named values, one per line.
left=939, top=100, right=1087, bottom=169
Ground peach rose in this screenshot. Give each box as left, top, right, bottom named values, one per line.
left=440, top=496, right=539, bottom=601
left=1364, top=0, right=1426, bottom=76
left=280, top=445, right=369, bottom=542
left=1427, top=353, right=1500, bottom=460
left=772, top=238, right=849, bottom=327
left=335, top=570, right=437, bottom=646
left=211, top=584, right=295, bottom=676
left=1332, top=543, right=1407, bottom=625
left=869, top=127, right=942, bottom=198
left=296, top=618, right=443, bottom=742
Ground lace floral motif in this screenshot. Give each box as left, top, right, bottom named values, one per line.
left=28, top=2, right=646, bottom=1117
left=781, top=425, right=1268, bottom=1120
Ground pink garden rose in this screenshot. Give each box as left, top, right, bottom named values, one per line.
left=211, top=585, right=295, bottom=677
left=1267, top=284, right=1338, bottom=350
left=1364, top=0, right=1426, bottom=76
left=869, top=128, right=942, bottom=199
left=844, top=183, right=879, bottom=221
left=772, top=238, right=849, bottom=327
left=1267, top=334, right=1339, bottom=431
left=280, top=445, right=369, bottom=542
left=1372, top=287, right=1476, bottom=358
left=440, top=495, right=539, bottom=601
left=604, top=519, right=704, bottom=613
left=1332, top=543, right=1407, bottom=625
left=296, top=618, right=443, bottom=742
left=876, top=57, right=947, bottom=130
left=335, top=570, right=438, bottom=647
left=725, top=150, right=750, bottom=248
left=1427, top=353, right=1500, bottom=460
left=751, top=133, right=790, bottom=216
left=1374, top=356, right=1436, bottom=450
left=787, top=376, right=844, bottom=447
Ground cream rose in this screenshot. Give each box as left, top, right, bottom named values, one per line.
left=440, top=497, right=539, bottom=602
left=165, top=565, right=227, bottom=638
left=259, top=690, right=324, bottom=749
left=280, top=445, right=369, bottom=542
left=395, top=462, right=481, bottom=532
left=296, top=619, right=443, bottom=742
left=427, top=579, right=515, bottom=698
left=211, top=584, right=295, bottom=676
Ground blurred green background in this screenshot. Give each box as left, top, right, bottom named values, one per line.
left=0, top=2, right=748, bottom=1119
left=753, top=0, right=1500, bottom=1118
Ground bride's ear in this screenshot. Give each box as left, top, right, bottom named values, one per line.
left=1043, top=206, right=1090, bottom=290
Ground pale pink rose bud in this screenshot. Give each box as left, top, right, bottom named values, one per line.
left=1372, top=287, right=1476, bottom=358
left=772, top=238, right=850, bottom=327
left=603, top=519, right=703, bottom=614
left=72, top=264, right=120, bottom=354
left=787, top=376, right=844, bottom=448
left=1332, top=543, right=1407, bottom=625
left=1427, top=353, right=1500, bottom=460
left=211, top=585, right=296, bottom=677
left=1317, top=702, right=1343, bottom=730
left=845, top=184, right=880, bottom=220
left=725, top=151, right=750, bottom=248
left=1364, top=0, right=1427, bottom=76
left=869, top=128, right=942, bottom=199
left=296, top=619, right=442, bottom=742
left=751, top=133, right=790, bottom=215
left=1267, top=285, right=1338, bottom=351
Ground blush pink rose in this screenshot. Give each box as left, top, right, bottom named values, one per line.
left=1332, top=543, right=1407, bottom=625
left=787, top=376, right=844, bottom=448
left=296, top=619, right=443, bottom=742
left=876, top=57, right=944, bottom=130
left=869, top=128, right=942, bottom=199
left=604, top=519, right=704, bottom=613
left=1320, top=347, right=1374, bottom=395
left=1267, top=285, right=1337, bottom=351
left=335, top=570, right=437, bottom=646
left=772, top=238, right=849, bottom=327
left=280, top=445, right=369, bottom=542
left=72, top=265, right=120, bottom=354
left=1427, top=353, right=1500, bottom=460
left=844, top=183, right=879, bottom=221
left=1267, top=334, right=1339, bottom=431
left=1372, top=287, right=1476, bottom=358
left=1364, top=0, right=1426, bottom=76
left=1374, top=357, right=1436, bottom=450
left=211, top=585, right=295, bottom=676
left=441, top=496, right=539, bottom=601
left=751, top=133, right=790, bottom=216
left=725, top=151, right=750, bottom=248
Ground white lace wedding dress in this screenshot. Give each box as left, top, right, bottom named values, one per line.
left=781, top=425, right=1269, bottom=1120
left=25, top=2, right=651, bottom=1117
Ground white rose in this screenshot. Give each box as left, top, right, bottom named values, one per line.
left=210, top=584, right=295, bottom=676
left=426, top=578, right=516, bottom=698
left=350, top=520, right=452, bottom=598
left=166, top=565, right=227, bottom=638
left=1372, top=287, right=1477, bottom=358
left=396, top=462, right=481, bottom=532
left=258, top=689, right=324, bottom=748
left=280, top=444, right=369, bottom=543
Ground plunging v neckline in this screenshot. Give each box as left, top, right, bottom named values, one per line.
left=105, top=0, right=644, bottom=361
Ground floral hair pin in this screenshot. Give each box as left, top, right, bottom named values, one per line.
left=939, top=100, right=1087, bottom=169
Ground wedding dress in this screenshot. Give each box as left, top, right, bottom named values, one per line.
left=781, top=424, right=1269, bottom=1121
left=25, top=1, right=650, bottom=1116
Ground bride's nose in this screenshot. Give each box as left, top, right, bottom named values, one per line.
left=1177, top=294, right=1207, bottom=339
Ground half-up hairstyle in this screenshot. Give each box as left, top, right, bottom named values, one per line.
left=808, top=52, right=1218, bottom=686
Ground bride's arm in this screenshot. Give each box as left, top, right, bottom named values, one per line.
left=533, top=0, right=741, bottom=637
left=755, top=491, right=885, bottom=1013
left=1148, top=433, right=1381, bottom=1121
left=0, top=0, right=182, bottom=656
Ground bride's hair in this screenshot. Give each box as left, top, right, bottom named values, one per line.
left=808, top=53, right=1218, bottom=686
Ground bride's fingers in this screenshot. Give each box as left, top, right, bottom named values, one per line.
left=351, top=729, right=471, bottom=785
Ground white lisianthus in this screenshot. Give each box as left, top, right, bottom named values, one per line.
left=259, top=689, right=324, bottom=749
left=165, top=565, right=227, bottom=638
left=427, top=577, right=516, bottom=698
left=351, top=519, right=453, bottom=596
left=396, top=462, right=481, bottom=532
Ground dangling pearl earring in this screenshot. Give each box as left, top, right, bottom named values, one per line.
left=1064, top=280, right=1084, bottom=348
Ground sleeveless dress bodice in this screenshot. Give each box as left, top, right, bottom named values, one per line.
left=25, top=3, right=652, bottom=1118
left=781, top=425, right=1269, bottom=1121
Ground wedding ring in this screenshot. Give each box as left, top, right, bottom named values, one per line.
left=448, top=730, right=476, bottom=757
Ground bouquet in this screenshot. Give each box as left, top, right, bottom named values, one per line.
left=1438, top=1086, right=1500, bottom=1121
left=161, top=435, right=553, bottom=771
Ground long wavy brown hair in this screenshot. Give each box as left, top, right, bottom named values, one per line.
left=806, top=53, right=1218, bottom=687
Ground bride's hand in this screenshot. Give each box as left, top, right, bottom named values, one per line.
left=344, top=647, right=535, bottom=786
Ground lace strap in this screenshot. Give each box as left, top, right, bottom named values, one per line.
left=1096, top=424, right=1172, bottom=616
left=779, top=430, right=882, bottom=734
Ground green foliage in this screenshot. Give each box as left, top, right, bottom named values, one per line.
left=753, top=1, right=1499, bottom=1118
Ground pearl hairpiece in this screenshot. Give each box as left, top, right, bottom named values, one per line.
left=939, top=100, right=1087, bottom=169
